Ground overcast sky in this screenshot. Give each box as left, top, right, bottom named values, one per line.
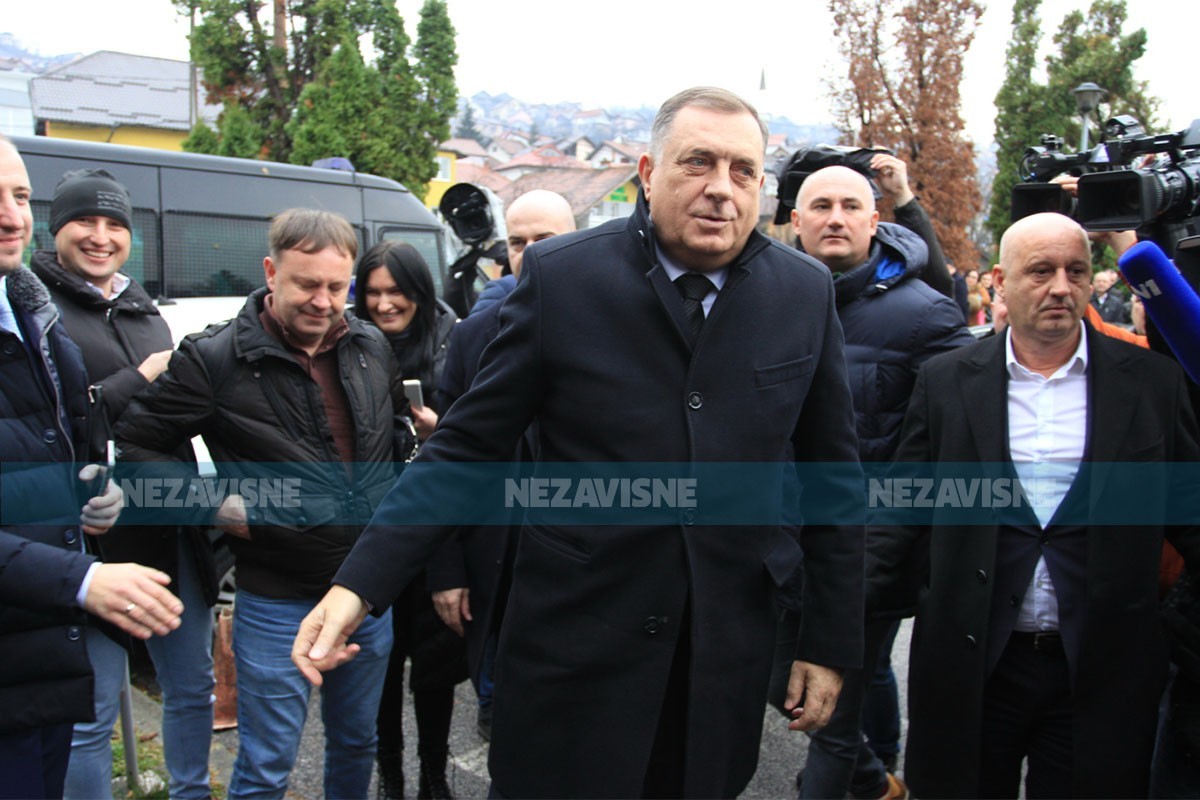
left=5, top=0, right=1191, bottom=146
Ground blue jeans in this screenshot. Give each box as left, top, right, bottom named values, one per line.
left=64, top=537, right=216, bottom=800
left=145, top=538, right=216, bottom=799
left=62, top=627, right=125, bottom=800
left=478, top=633, right=496, bottom=709
left=228, top=590, right=392, bottom=800
left=800, top=618, right=894, bottom=800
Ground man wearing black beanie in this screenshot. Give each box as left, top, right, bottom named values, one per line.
left=48, top=169, right=132, bottom=239
left=30, top=168, right=219, bottom=800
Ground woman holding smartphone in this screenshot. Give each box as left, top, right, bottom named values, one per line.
left=353, top=241, right=462, bottom=799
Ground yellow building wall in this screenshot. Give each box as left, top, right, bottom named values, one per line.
left=424, top=150, right=457, bottom=210
left=44, top=122, right=188, bottom=151
left=605, top=180, right=637, bottom=206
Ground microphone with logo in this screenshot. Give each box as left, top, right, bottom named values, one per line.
left=1118, top=238, right=1200, bottom=384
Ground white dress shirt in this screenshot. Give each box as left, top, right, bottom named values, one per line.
left=1005, top=323, right=1089, bottom=632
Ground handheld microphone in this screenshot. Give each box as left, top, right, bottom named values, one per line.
left=1118, top=240, right=1200, bottom=383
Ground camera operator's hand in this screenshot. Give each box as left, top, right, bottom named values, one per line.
left=1089, top=229, right=1138, bottom=258
left=1050, top=173, right=1080, bottom=197
left=870, top=153, right=915, bottom=206
left=1050, top=174, right=1137, bottom=257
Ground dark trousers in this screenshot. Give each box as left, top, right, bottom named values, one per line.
left=979, top=631, right=1074, bottom=799
left=863, top=620, right=902, bottom=763
left=0, top=723, right=74, bottom=799
left=377, top=578, right=459, bottom=763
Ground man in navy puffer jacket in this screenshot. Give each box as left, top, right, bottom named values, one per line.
left=773, top=160, right=973, bottom=800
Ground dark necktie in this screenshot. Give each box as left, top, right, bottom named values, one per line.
left=674, top=272, right=712, bottom=339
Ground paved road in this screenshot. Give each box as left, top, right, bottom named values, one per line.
left=198, top=620, right=912, bottom=798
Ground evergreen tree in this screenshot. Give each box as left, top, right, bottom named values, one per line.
left=987, top=0, right=1159, bottom=247
left=287, top=37, right=383, bottom=170
left=987, top=0, right=1057, bottom=247
left=183, top=121, right=220, bottom=155
left=176, top=0, right=458, bottom=191
left=408, top=0, right=459, bottom=198
left=215, top=100, right=265, bottom=159
left=361, top=0, right=427, bottom=192
left=456, top=103, right=486, bottom=145
left=1046, top=1, right=1158, bottom=143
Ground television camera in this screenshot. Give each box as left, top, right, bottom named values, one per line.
left=1013, top=115, right=1200, bottom=254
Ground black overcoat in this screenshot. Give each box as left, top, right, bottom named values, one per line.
left=869, top=323, right=1200, bottom=798
left=337, top=200, right=866, bottom=798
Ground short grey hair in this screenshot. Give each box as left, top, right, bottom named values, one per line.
left=649, top=86, right=768, bottom=160
left=268, top=208, right=358, bottom=261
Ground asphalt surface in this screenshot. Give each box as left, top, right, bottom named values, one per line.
left=130, top=621, right=911, bottom=799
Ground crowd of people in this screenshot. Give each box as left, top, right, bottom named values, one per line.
left=2, top=82, right=1198, bottom=800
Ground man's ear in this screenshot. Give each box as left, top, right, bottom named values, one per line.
left=263, top=256, right=277, bottom=291
left=637, top=153, right=654, bottom=202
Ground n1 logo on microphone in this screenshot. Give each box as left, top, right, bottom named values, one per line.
left=1131, top=279, right=1163, bottom=299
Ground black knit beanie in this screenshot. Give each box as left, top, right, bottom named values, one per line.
left=49, top=169, right=133, bottom=235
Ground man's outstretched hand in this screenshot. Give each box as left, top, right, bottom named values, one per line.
left=291, top=585, right=370, bottom=686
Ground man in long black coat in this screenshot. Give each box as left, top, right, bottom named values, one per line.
left=870, top=212, right=1200, bottom=798
left=294, top=87, right=866, bottom=799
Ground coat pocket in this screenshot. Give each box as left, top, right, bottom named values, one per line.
left=524, top=523, right=590, bottom=564
left=755, top=356, right=814, bottom=389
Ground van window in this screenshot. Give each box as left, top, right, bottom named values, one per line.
left=161, top=211, right=366, bottom=298
left=162, top=212, right=271, bottom=298
left=379, top=228, right=444, bottom=293
left=30, top=201, right=161, bottom=296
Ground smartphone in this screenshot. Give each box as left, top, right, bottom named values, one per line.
left=86, top=440, right=116, bottom=498
left=403, top=379, right=424, bottom=409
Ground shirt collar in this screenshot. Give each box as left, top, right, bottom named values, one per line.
left=1005, top=320, right=1089, bottom=380
left=656, top=244, right=728, bottom=291
left=82, top=271, right=131, bottom=299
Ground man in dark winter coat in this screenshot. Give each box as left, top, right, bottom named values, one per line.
left=870, top=212, right=1200, bottom=798
left=116, top=209, right=411, bottom=800
left=296, top=86, right=866, bottom=799
left=0, top=136, right=181, bottom=799
left=30, top=168, right=218, bottom=800
left=775, top=162, right=973, bottom=800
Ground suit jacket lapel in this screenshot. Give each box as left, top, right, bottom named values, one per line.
left=958, top=335, right=1010, bottom=463
left=1083, top=322, right=1141, bottom=509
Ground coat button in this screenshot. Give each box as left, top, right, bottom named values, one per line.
left=682, top=508, right=696, bottom=526
left=63, top=528, right=77, bottom=545
left=965, top=634, right=977, bottom=649
left=1040, top=535, right=1049, bottom=545
left=2, top=341, right=16, bottom=355
left=43, top=428, right=58, bottom=444
left=1010, top=594, right=1020, bottom=607
left=643, top=616, right=660, bottom=635
left=976, top=569, right=988, bottom=584
left=687, top=392, right=703, bottom=409
left=67, top=626, right=82, bottom=641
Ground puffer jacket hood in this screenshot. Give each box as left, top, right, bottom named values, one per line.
left=832, top=221, right=929, bottom=306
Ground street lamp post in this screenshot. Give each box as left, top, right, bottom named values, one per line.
left=1072, top=82, right=1107, bottom=151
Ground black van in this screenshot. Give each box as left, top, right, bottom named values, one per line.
left=13, top=135, right=448, bottom=340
